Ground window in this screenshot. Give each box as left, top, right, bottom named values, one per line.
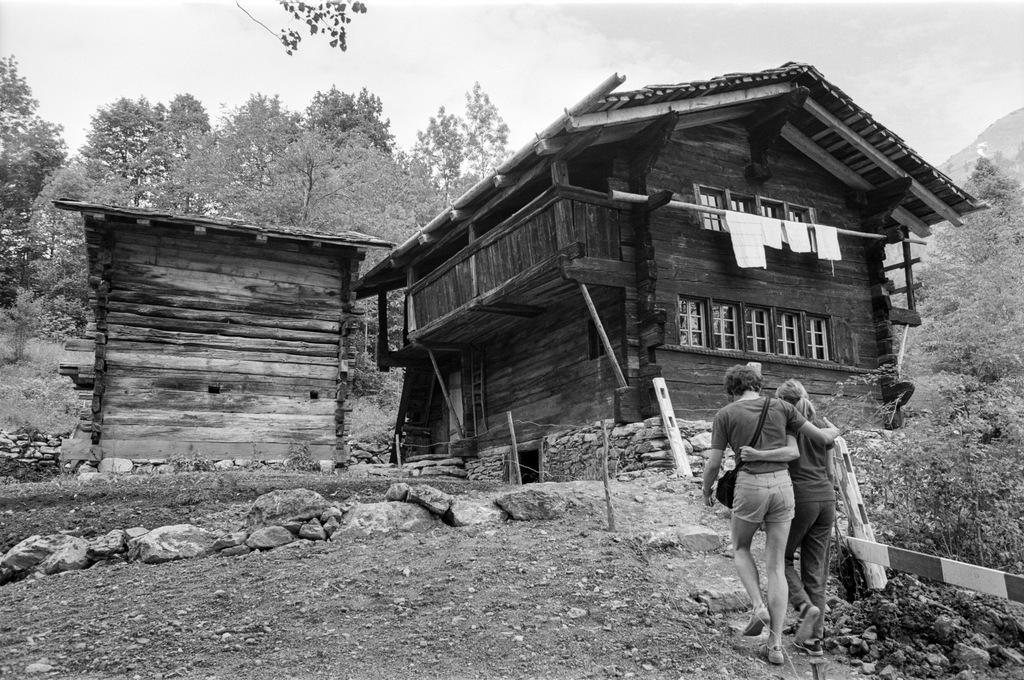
left=678, top=297, right=707, bottom=347
left=807, top=316, right=830, bottom=360
left=787, top=206, right=810, bottom=222
left=745, top=306, right=771, bottom=353
left=760, top=200, right=784, bottom=219
left=777, top=312, right=801, bottom=357
left=729, top=194, right=754, bottom=214
left=711, top=302, right=740, bottom=350
left=697, top=187, right=725, bottom=231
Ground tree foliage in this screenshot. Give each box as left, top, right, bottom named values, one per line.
left=917, top=158, right=1024, bottom=381
left=412, top=83, right=511, bottom=204
left=0, top=56, right=67, bottom=307
left=277, top=0, right=367, bottom=55
left=306, top=85, right=393, bottom=153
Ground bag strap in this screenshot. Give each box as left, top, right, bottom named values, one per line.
left=737, top=396, right=772, bottom=471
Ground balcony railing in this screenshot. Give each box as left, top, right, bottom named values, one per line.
left=408, top=187, right=625, bottom=332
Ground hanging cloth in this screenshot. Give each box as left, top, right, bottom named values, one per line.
left=761, top=218, right=784, bottom=250
left=723, top=211, right=767, bottom=268
left=782, top=220, right=813, bottom=253
left=813, top=224, right=842, bottom=261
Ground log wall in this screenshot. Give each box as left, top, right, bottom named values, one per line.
left=85, top=218, right=361, bottom=461
left=474, top=285, right=626, bottom=449
left=641, top=122, right=881, bottom=419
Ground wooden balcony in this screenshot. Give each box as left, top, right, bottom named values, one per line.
left=405, top=187, right=633, bottom=344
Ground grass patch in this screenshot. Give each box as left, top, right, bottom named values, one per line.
left=0, top=336, right=79, bottom=434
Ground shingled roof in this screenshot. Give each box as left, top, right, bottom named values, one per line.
left=54, top=200, right=395, bottom=250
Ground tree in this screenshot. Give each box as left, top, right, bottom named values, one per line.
left=305, top=86, right=394, bottom=153
left=917, top=158, right=1024, bottom=381
left=0, top=56, right=66, bottom=307
left=412, top=106, right=466, bottom=204
left=461, top=82, right=510, bottom=179
left=81, top=97, right=165, bottom=207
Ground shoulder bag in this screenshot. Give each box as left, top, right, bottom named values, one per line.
left=714, top=396, right=771, bottom=508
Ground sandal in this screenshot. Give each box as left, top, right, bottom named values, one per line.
left=742, top=605, right=770, bottom=636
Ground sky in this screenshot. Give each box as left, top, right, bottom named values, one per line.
left=2, top=0, right=1023, bottom=168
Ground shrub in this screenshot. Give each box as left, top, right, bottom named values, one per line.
left=0, top=337, right=79, bottom=433
left=859, top=375, right=1024, bottom=573
left=0, top=289, right=43, bottom=363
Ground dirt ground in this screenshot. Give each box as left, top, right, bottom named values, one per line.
left=0, top=471, right=1020, bottom=680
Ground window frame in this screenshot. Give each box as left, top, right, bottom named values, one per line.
left=678, top=296, right=709, bottom=347
left=694, top=184, right=726, bottom=232
left=806, top=314, right=832, bottom=361
left=710, top=300, right=741, bottom=351
left=743, top=304, right=773, bottom=354
left=776, top=309, right=803, bottom=357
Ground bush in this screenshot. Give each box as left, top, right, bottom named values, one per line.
left=860, top=375, right=1024, bottom=573
left=0, top=289, right=43, bottom=363
left=0, top=336, right=79, bottom=433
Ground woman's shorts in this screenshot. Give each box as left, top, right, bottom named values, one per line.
left=733, top=470, right=795, bottom=524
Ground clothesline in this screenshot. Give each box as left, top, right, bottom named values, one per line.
left=607, top=190, right=928, bottom=246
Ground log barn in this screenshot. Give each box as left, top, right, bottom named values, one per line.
left=354, top=63, right=983, bottom=478
left=56, top=201, right=392, bottom=465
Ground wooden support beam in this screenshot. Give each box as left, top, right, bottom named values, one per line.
left=426, top=346, right=464, bottom=439
left=883, top=257, right=920, bottom=272
left=375, top=290, right=390, bottom=371
left=743, top=87, right=810, bottom=182
left=889, top=307, right=922, bottom=327
left=803, top=99, right=963, bottom=227
left=473, top=302, right=545, bottom=318
left=628, top=113, right=678, bottom=180
left=578, top=282, right=627, bottom=389
left=646, top=190, right=674, bottom=213
left=780, top=124, right=932, bottom=237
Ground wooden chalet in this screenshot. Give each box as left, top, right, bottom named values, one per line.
left=56, top=201, right=392, bottom=465
left=355, top=63, right=983, bottom=474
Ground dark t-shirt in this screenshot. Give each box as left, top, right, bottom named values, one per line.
left=711, top=396, right=808, bottom=474
left=788, top=416, right=837, bottom=503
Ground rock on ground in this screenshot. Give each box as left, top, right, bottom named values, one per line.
left=384, top=483, right=410, bottom=502
left=246, top=526, right=295, bottom=550
left=445, top=499, right=507, bottom=527
left=645, top=525, right=721, bottom=552
left=406, top=484, right=455, bottom=515
left=2, top=535, right=79, bottom=573
left=337, top=502, right=439, bottom=536
left=86, top=530, right=127, bottom=560
left=244, top=488, right=331, bottom=529
left=128, top=524, right=216, bottom=564
left=495, top=488, right=569, bottom=520
left=38, top=536, right=91, bottom=574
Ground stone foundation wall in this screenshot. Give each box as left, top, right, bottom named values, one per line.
left=466, top=417, right=717, bottom=482
left=0, top=431, right=65, bottom=470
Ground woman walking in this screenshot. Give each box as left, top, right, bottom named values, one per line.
left=776, top=378, right=840, bottom=656
left=702, top=365, right=838, bottom=665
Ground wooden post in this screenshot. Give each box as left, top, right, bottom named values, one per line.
left=506, top=411, right=522, bottom=486
left=601, top=421, right=617, bottom=532
left=650, top=377, right=694, bottom=477
left=426, top=346, right=465, bottom=439
left=468, top=224, right=479, bottom=298
left=406, top=267, right=417, bottom=333
left=833, top=436, right=888, bottom=590
left=578, top=283, right=628, bottom=389
left=902, top=230, right=917, bottom=311
left=394, top=433, right=403, bottom=469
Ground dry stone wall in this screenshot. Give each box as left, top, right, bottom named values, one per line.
left=466, top=417, right=717, bottom=482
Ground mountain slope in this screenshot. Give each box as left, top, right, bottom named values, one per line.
left=940, top=107, right=1024, bottom=186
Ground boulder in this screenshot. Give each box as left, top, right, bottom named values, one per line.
left=246, top=526, right=295, bottom=550
left=320, top=506, right=345, bottom=524
left=322, top=515, right=341, bottom=537
left=213, top=460, right=235, bottom=470
left=97, top=457, right=134, bottom=474
left=86, top=530, right=127, bottom=560
left=384, top=483, right=411, bottom=502
left=318, top=460, right=335, bottom=474
left=38, top=536, right=91, bottom=574
left=646, top=526, right=721, bottom=552
left=211, top=531, right=248, bottom=551
left=298, top=518, right=327, bottom=541
left=244, top=488, right=331, bottom=529
left=688, top=432, right=713, bottom=452
left=953, top=643, right=990, bottom=669
left=128, top=524, right=216, bottom=564
left=337, top=502, right=439, bottom=536
left=495, top=489, right=568, bottom=520
left=406, top=485, right=454, bottom=515
left=445, top=499, right=507, bottom=527
left=2, top=535, right=67, bottom=572
left=124, top=526, right=149, bottom=539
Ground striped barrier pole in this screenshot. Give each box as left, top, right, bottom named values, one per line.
left=832, top=436, right=888, bottom=590
left=846, top=537, right=1024, bottom=604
